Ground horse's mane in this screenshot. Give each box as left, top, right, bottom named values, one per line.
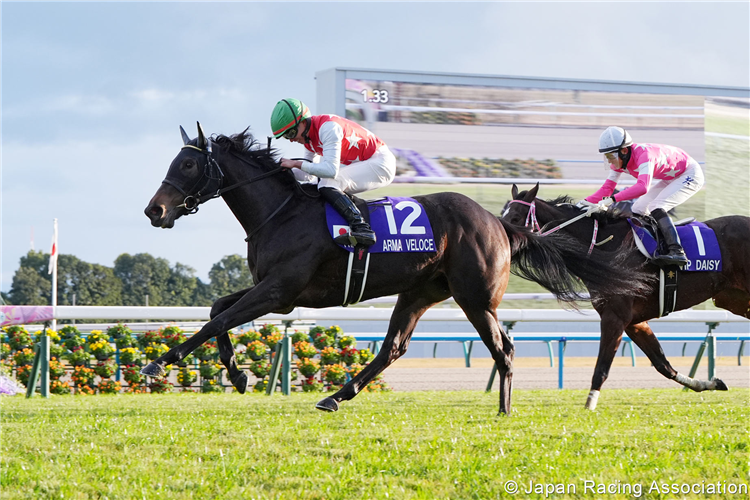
left=212, top=128, right=301, bottom=188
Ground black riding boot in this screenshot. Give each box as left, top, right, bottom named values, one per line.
left=652, top=208, right=688, bottom=266
left=319, top=187, right=376, bottom=246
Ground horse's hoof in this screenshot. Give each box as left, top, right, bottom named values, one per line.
left=232, top=371, right=249, bottom=394
left=315, top=397, right=339, bottom=412
left=140, top=363, right=165, bottom=377
left=714, top=378, right=728, bottom=391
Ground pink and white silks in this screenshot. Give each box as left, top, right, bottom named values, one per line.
left=585, top=143, right=704, bottom=215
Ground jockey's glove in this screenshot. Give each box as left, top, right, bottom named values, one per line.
left=597, top=197, right=614, bottom=210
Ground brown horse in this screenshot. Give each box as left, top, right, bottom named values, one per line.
left=142, top=124, right=652, bottom=415
left=503, top=183, right=750, bottom=409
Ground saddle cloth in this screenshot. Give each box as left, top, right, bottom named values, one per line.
left=628, top=220, right=722, bottom=271
left=326, top=196, right=436, bottom=253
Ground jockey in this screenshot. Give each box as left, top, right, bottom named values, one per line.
left=270, top=98, right=396, bottom=247
left=579, top=126, right=704, bottom=266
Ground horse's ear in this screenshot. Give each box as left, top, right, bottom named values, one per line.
left=180, top=126, right=191, bottom=145
left=511, top=184, right=519, bottom=199
left=196, top=122, right=208, bottom=149
left=527, top=182, right=540, bottom=200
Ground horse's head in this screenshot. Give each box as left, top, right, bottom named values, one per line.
left=501, top=183, right=540, bottom=227
left=145, top=122, right=224, bottom=228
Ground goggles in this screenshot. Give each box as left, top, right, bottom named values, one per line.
left=283, top=127, right=298, bottom=140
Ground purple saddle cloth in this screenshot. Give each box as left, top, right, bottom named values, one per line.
left=325, top=196, right=436, bottom=253
left=628, top=220, right=722, bottom=271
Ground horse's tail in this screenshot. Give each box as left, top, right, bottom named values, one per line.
left=498, top=218, right=653, bottom=305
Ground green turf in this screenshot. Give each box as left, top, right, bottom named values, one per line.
left=2, top=389, right=748, bottom=499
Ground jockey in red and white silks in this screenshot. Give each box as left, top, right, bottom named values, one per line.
left=299, top=114, right=396, bottom=194
left=270, top=98, right=396, bottom=246
left=584, top=142, right=704, bottom=215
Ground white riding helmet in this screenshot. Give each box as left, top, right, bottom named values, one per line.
left=598, top=126, right=633, bottom=153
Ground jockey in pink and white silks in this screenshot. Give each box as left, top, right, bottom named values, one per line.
left=579, top=126, right=704, bottom=266
left=271, top=98, right=396, bottom=247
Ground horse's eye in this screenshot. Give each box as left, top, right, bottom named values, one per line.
left=184, top=159, right=197, bottom=170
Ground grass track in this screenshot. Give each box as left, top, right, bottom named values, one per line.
left=2, top=389, right=748, bottom=499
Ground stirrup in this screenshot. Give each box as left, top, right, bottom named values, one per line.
left=653, top=252, right=688, bottom=267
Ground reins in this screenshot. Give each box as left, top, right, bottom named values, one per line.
left=507, top=199, right=610, bottom=255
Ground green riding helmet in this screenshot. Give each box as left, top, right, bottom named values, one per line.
left=270, top=98, right=311, bottom=139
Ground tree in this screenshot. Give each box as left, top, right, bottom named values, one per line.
left=57, top=254, right=122, bottom=306
left=114, top=253, right=172, bottom=306
left=208, top=254, right=254, bottom=300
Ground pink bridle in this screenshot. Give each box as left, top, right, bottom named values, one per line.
left=507, top=198, right=604, bottom=255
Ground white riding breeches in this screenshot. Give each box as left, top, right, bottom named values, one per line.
left=317, top=145, right=397, bottom=195
left=631, top=160, right=704, bottom=215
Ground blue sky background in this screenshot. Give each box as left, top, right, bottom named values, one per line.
left=2, top=2, right=749, bottom=294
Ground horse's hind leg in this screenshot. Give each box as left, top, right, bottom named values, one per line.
left=625, top=321, right=727, bottom=393
left=460, top=306, right=514, bottom=415
left=316, top=285, right=449, bottom=412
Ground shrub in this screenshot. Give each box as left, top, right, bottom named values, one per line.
left=58, top=325, right=81, bottom=337
left=161, top=326, right=186, bottom=348
left=177, top=368, right=197, bottom=387
left=320, top=347, right=340, bottom=365
left=193, top=341, right=218, bottom=361
left=106, top=323, right=132, bottom=339
left=93, top=359, right=117, bottom=379
left=115, top=334, right=137, bottom=350
left=311, top=331, right=334, bottom=350
left=49, top=343, right=66, bottom=360
left=202, top=379, right=224, bottom=393
left=175, top=354, right=195, bottom=367
left=15, top=364, right=33, bottom=387
left=97, top=379, right=121, bottom=394
left=119, top=347, right=141, bottom=365
left=290, top=331, right=308, bottom=344
left=297, top=358, right=320, bottom=378
left=49, top=359, right=66, bottom=380
left=258, top=324, right=280, bottom=338
left=264, top=332, right=284, bottom=350
left=246, top=340, right=267, bottom=361
left=121, top=366, right=144, bottom=386
left=236, top=330, right=261, bottom=346
left=301, top=377, right=324, bottom=392
left=322, top=364, right=347, bottom=385
left=358, top=348, right=375, bottom=364
left=63, top=335, right=85, bottom=351
left=325, top=326, right=343, bottom=339
left=138, top=330, right=163, bottom=349
left=50, top=380, right=71, bottom=395
left=89, top=340, right=115, bottom=361
left=199, top=362, right=221, bottom=379
left=293, top=341, right=317, bottom=359
left=76, top=384, right=95, bottom=395
left=34, top=329, right=60, bottom=343
left=13, top=348, right=36, bottom=366
left=149, top=377, right=173, bottom=394
left=66, top=347, right=90, bottom=366
left=71, top=366, right=96, bottom=387
left=86, top=330, right=110, bottom=345
left=0, top=343, right=10, bottom=360
left=143, top=343, right=168, bottom=361
left=338, top=335, right=357, bottom=349
left=340, top=347, right=360, bottom=366
left=248, top=360, right=271, bottom=378
left=7, top=327, right=33, bottom=351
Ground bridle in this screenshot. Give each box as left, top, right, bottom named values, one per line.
left=506, top=199, right=611, bottom=256
left=164, top=140, right=284, bottom=215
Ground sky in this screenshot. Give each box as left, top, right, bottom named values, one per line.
left=2, top=1, right=749, bottom=295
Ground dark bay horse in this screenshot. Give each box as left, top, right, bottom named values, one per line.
left=503, top=183, right=750, bottom=410
left=143, top=124, right=652, bottom=415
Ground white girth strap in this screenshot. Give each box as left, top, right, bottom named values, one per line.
left=342, top=252, right=372, bottom=306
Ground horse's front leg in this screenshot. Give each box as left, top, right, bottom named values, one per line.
left=141, top=280, right=298, bottom=378
left=586, top=306, right=630, bottom=411
left=209, top=287, right=255, bottom=394
left=316, top=289, right=440, bottom=412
